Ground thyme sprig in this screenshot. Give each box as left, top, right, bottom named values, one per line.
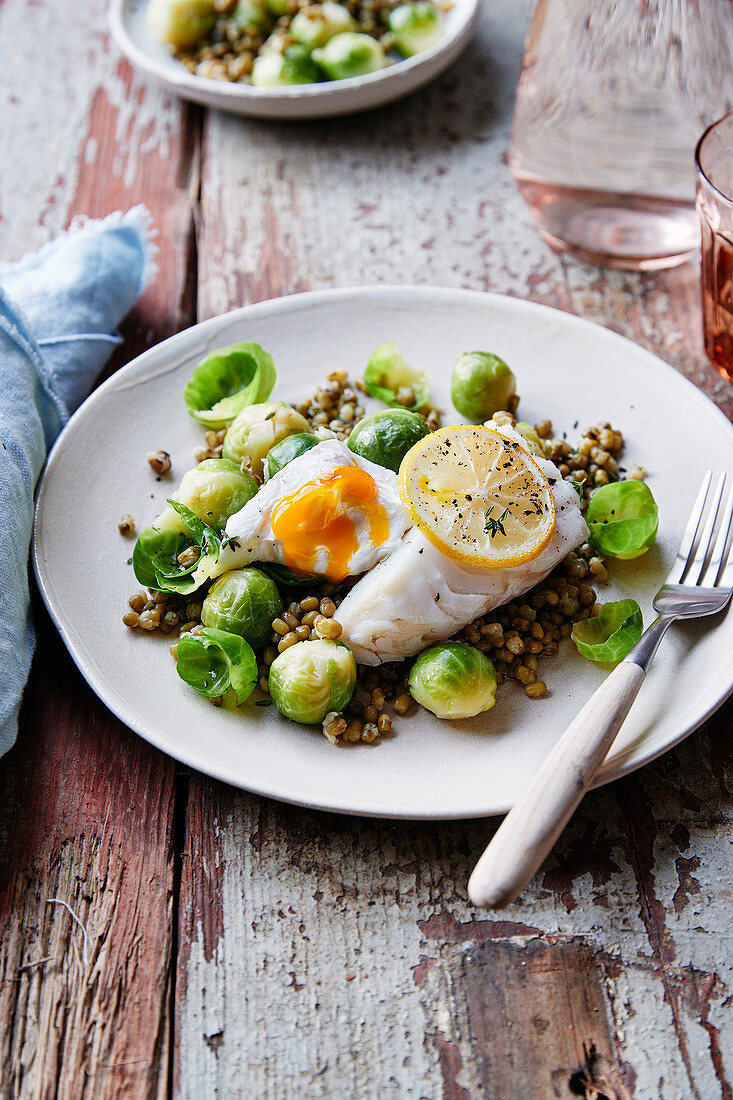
left=484, top=505, right=510, bottom=539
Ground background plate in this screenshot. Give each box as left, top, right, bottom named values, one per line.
left=33, top=287, right=733, bottom=818
left=109, top=0, right=479, bottom=119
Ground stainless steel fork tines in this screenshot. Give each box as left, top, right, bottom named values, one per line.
left=636, top=472, right=733, bottom=667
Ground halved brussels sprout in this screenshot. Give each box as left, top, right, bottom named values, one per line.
left=147, top=0, right=217, bottom=47
left=183, top=342, right=277, bottom=429
left=346, top=408, right=429, bottom=473
left=313, top=32, right=387, bottom=80
left=363, top=343, right=429, bottom=410
left=202, top=568, right=283, bottom=648
left=409, top=642, right=497, bottom=720
left=175, top=458, right=258, bottom=529
left=572, top=600, right=643, bottom=663
left=269, top=639, right=356, bottom=724
left=264, top=432, right=319, bottom=480
left=132, top=500, right=222, bottom=594
left=251, top=46, right=322, bottom=86
left=176, top=627, right=258, bottom=704
left=388, top=1, right=444, bottom=57
left=290, top=2, right=355, bottom=48
left=222, top=403, right=310, bottom=477
left=451, top=352, right=516, bottom=422
left=587, top=480, right=658, bottom=560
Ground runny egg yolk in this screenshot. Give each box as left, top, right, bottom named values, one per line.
left=270, top=465, right=390, bottom=581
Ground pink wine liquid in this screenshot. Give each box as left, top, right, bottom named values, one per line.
left=701, top=220, right=733, bottom=382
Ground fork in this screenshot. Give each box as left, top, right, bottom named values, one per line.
left=468, top=470, right=733, bottom=909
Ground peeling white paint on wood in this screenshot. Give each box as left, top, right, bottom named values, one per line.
left=0, top=0, right=179, bottom=261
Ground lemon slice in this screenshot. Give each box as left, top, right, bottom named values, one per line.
left=398, top=425, right=556, bottom=568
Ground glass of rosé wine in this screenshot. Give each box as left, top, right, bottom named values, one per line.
left=696, top=112, right=733, bottom=383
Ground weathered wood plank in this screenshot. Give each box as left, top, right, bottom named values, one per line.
left=0, top=1, right=196, bottom=1096
left=445, top=935, right=632, bottom=1098
left=0, top=620, right=175, bottom=1100
left=182, top=0, right=733, bottom=1094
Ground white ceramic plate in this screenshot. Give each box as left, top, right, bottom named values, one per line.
left=109, top=0, right=479, bottom=119
left=34, top=287, right=733, bottom=819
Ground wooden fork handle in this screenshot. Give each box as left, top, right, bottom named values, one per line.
left=468, top=661, right=645, bottom=909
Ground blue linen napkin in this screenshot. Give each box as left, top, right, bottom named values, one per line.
left=0, top=208, right=156, bottom=757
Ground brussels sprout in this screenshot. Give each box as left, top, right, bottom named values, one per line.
left=222, top=402, right=310, bottom=477
left=263, top=0, right=290, bottom=15
left=363, top=343, right=429, bottom=410
left=451, top=352, right=516, bottom=422
left=202, top=568, right=283, bottom=648
left=587, top=480, right=658, bottom=560
left=264, top=432, right=319, bottom=480
left=176, top=627, right=258, bottom=704
left=346, top=408, right=429, bottom=473
left=231, top=0, right=273, bottom=31
left=388, top=1, right=444, bottom=56
left=147, top=0, right=217, bottom=47
left=175, top=458, right=258, bottom=529
left=132, top=500, right=222, bottom=594
left=409, top=643, right=497, bottom=720
left=572, top=599, right=643, bottom=663
left=184, top=342, right=277, bottom=429
left=269, top=639, right=356, bottom=724
left=290, top=2, right=355, bottom=48
left=313, top=32, right=387, bottom=80
left=251, top=46, right=322, bottom=86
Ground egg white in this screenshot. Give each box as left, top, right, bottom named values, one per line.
left=222, top=439, right=410, bottom=578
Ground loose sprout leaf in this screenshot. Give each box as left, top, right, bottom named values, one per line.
left=176, top=627, right=258, bottom=704
left=255, top=562, right=319, bottom=590
left=587, top=480, right=658, bottom=560
left=363, top=343, right=429, bottom=410
left=184, top=342, right=277, bottom=429
left=131, top=532, right=160, bottom=588
left=132, top=524, right=193, bottom=590
left=167, top=500, right=222, bottom=561
left=571, top=599, right=643, bottom=663
left=131, top=502, right=222, bottom=594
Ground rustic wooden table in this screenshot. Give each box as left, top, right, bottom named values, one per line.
left=2, top=1, right=732, bottom=1097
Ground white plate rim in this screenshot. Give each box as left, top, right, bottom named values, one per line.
left=33, top=285, right=733, bottom=819
left=108, top=0, right=480, bottom=118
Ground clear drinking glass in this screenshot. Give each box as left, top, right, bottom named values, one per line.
left=696, top=112, right=733, bottom=381
left=509, top=1, right=733, bottom=270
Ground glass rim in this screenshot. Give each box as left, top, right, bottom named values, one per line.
left=695, top=110, right=733, bottom=208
